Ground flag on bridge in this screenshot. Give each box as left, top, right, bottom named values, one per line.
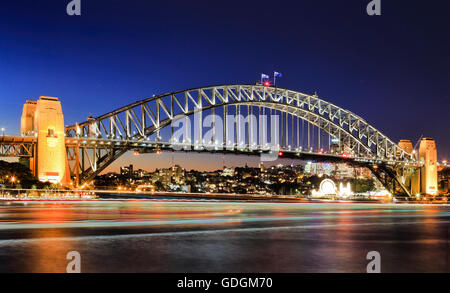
left=260, top=73, right=270, bottom=85
left=273, top=71, right=282, bottom=86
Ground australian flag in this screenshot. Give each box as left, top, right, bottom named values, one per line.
left=261, top=73, right=269, bottom=79
left=274, top=71, right=282, bottom=77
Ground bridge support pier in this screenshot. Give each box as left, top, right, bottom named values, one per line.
left=21, top=97, right=70, bottom=186
left=397, top=138, right=438, bottom=196
left=418, top=138, right=438, bottom=195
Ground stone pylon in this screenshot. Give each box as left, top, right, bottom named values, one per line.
left=398, top=138, right=438, bottom=196
left=21, top=97, right=70, bottom=186
left=418, top=138, right=438, bottom=195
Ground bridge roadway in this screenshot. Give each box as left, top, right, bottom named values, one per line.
left=0, top=135, right=412, bottom=166
left=0, top=135, right=417, bottom=197
left=0, top=136, right=36, bottom=157
left=65, top=136, right=411, bottom=165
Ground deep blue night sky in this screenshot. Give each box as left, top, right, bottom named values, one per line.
left=0, top=0, right=448, bottom=170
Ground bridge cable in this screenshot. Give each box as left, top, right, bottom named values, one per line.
left=280, top=110, right=284, bottom=148
left=224, top=105, right=227, bottom=149
left=292, top=115, right=295, bottom=148
left=212, top=107, right=215, bottom=145
left=248, top=105, right=250, bottom=147
left=302, top=118, right=305, bottom=149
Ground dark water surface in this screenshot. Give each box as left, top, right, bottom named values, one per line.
left=0, top=199, right=448, bottom=273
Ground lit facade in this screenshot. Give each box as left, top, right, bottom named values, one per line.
left=20, top=97, right=70, bottom=186
left=398, top=139, right=413, bottom=154
left=398, top=139, right=419, bottom=194
left=418, top=138, right=438, bottom=195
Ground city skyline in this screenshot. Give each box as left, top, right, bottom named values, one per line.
left=95, top=160, right=378, bottom=198
left=105, top=152, right=296, bottom=173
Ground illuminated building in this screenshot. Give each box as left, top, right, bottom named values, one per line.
left=259, top=163, right=265, bottom=172
left=120, top=164, right=134, bottom=178
left=304, top=162, right=324, bottom=175
left=334, top=163, right=354, bottom=178
left=222, top=168, right=234, bottom=177
left=311, top=179, right=353, bottom=198
left=338, top=182, right=352, bottom=197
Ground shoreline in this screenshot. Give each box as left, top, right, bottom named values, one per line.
left=0, top=188, right=447, bottom=204
left=0, top=193, right=448, bottom=205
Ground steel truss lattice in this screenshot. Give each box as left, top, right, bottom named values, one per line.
left=65, top=84, right=413, bottom=184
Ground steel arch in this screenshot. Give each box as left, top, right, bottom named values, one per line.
left=65, top=84, right=412, bottom=181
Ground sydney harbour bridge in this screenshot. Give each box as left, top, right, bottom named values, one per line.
left=0, top=84, right=438, bottom=198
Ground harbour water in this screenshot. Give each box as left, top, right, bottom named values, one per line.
left=0, top=198, right=448, bottom=273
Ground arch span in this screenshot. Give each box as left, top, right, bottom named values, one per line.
left=65, top=84, right=412, bottom=183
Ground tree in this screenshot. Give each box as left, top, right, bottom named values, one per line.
left=352, top=178, right=376, bottom=193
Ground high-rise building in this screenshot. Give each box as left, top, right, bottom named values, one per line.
left=120, top=164, right=134, bottom=178
left=259, top=163, right=265, bottom=172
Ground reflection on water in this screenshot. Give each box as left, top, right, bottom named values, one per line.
left=0, top=199, right=448, bottom=272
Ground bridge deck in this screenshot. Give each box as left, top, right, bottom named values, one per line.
left=0, top=136, right=36, bottom=157
left=0, top=136, right=37, bottom=143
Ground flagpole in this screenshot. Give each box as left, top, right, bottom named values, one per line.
left=274, top=71, right=276, bottom=87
